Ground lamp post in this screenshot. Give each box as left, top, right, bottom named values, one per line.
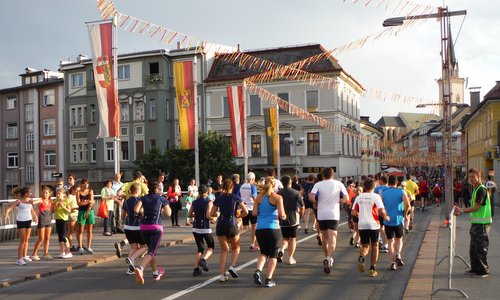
left=384, top=7, right=466, bottom=217
left=284, top=136, right=305, bottom=176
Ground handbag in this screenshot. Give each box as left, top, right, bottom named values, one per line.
left=97, top=200, right=109, bottom=218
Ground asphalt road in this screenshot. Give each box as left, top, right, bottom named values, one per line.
left=0, top=209, right=433, bottom=300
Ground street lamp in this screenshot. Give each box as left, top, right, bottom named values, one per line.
left=284, top=136, right=305, bottom=176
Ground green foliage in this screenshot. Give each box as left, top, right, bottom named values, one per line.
left=132, top=147, right=167, bottom=179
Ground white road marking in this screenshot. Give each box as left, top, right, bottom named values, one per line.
left=162, top=221, right=347, bottom=300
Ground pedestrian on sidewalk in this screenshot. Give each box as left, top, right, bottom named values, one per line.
left=210, top=179, right=248, bottom=282
left=253, top=177, right=286, bottom=287
left=4, top=187, right=38, bottom=265
left=189, top=185, right=216, bottom=276
left=381, top=175, right=410, bottom=271
left=277, top=175, right=304, bottom=265
left=101, top=179, right=117, bottom=236
left=121, top=183, right=147, bottom=275
left=486, top=175, right=497, bottom=217
left=454, top=168, right=491, bottom=278
left=53, top=188, right=73, bottom=258
left=31, top=186, right=55, bottom=260
left=308, top=167, right=349, bottom=275
left=352, top=178, right=390, bottom=277
left=133, top=179, right=171, bottom=284
left=167, top=178, right=182, bottom=227
left=76, top=179, right=95, bottom=255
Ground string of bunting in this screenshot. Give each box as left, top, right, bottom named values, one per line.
left=340, top=0, right=437, bottom=17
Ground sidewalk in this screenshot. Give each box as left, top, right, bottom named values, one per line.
left=0, top=223, right=196, bottom=288
left=405, top=207, right=499, bottom=299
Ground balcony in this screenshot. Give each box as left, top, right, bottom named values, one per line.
left=145, top=73, right=163, bottom=84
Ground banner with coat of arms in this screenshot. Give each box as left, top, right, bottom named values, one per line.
left=174, top=61, right=195, bottom=149
left=87, top=21, right=119, bottom=138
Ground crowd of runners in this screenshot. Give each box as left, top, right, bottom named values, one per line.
left=5, top=167, right=494, bottom=286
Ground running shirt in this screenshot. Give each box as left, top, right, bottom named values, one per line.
left=256, top=195, right=279, bottom=230
left=278, top=187, right=304, bottom=227
left=123, top=196, right=141, bottom=229
left=139, top=193, right=168, bottom=226
left=381, top=187, right=405, bottom=226
left=192, top=197, right=212, bottom=234
left=239, top=182, right=257, bottom=211
left=274, top=179, right=284, bottom=192
left=403, top=179, right=419, bottom=201
left=310, top=179, right=348, bottom=221
left=214, top=193, right=242, bottom=224
left=121, top=181, right=148, bottom=199
left=352, top=192, right=385, bottom=230
left=17, top=202, right=33, bottom=222
left=374, top=185, right=389, bottom=196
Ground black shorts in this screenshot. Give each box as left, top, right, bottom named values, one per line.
left=242, top=212, right=257, bottom=226
left=385, top=225, right=404, bottom=239
left=359, top=229, right=380, bottom=245
left=17, top=220, right=32, bottom=229
left=125, top=229, right=146, bottom=245
left=318, top=220, right=339, bottom=231
left=410, top=200, right=415, bottom=207
left=255, top=228, right=281, bottom=258
left=193, top=232, right=215, bottom=253
left=140, top=229, right=163, bottom=256
left=352, top=216, right=359, bottom=223
left=304, top=198, right=314, bottom=209
left=216, top=222, right=239, bottom=238
left=281, top=225, right=298, bottom=238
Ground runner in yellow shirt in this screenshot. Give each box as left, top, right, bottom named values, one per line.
left=403, top=174, right=419, bottom=232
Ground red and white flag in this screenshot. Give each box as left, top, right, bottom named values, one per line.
left=88, top=21, right=119, bottom=138
left=226, top=85, right=245, bottom=157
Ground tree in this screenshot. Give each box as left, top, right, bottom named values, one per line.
left=133, top=147, right=167, bottom=179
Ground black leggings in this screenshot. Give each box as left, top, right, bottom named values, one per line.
left=193, top=232, right=215, bottom=253
left=55, top=219, right=68, bottom=242
left=170, top=202, right=180, bottom=225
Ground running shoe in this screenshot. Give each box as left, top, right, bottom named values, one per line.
left=465, top=269, right=478, bottom=274
left=389, top=262, right=397, bottom=271
left=473, top=272, right=489, bottom=278
left=153, top=267, right=165, bottom=281
left=193, top=267, right=202, bottom=277
left=288, top=257, right=297, bottom=265
left=265, top=279, right=276, bottom=288
left=43, top=254, right=53, bottom=260
left=58, top=253, right=66, bottom=259
left=16, top=259, right=26, bottom=266
left=126, top=269, right=134, bottom=275
left=349, top=237, right=354, bottom=246
left=253, top=270, right=262, bottom=285
left=368, top=269, right=378, bottom=277
left=23, top=256, right=32, bottom=263
left=63, top=252, right=73, bottom=259
left=84, top=248, right=94, bottom=255
left=135, top=267, right=145, bottom=285
left=277, top=250, right=284, bottom=263
left=317, top=235, right=323, bottom=246
left=380, top=246, right=388, bottom=253
left=70, top=245, right=78, bottom=252
left=126, top=257, right=135, bottom=272
left=228, top=266, right=239, bottom=278
left=199, top=258, right=209, bottom=272
left=79, top=247, right=85, bottom=255
left=358, top=256, right=365, bottom=273
left=219, top=274, right=228, bottom=282
left=31, top=255, right=40, bottom=261
left=355, top=243, right=361, bottom=248
left=114, top=242, right=123, bottom=258
left=395, top=256, right=404, bottom=267
left=323, top=258, right=331, bottom=274
left=304, top=227, right=309, bottom=234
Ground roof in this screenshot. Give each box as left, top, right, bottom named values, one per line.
left=398, top=112, right=441, bottom=129
left=204, top=44, right=346, bottom=84
left=0, top=78, right=64, bottom=93
left=375, top=116, right=405, bottom=127
left=484, top=81, right=500, bottom=101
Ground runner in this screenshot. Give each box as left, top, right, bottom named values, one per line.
left=381, top=175, right=410, bottom=271
left=210, top=179, right=248, bottom=282
left=374, top=176, right=390, bottom=253
left=133, top=179, right=171, bottom=284
left=253, top=177, right=286, bottom=287
left=308, top=167, right=348, bottom=274
left=352, top=178, right=390, bottom=277
left=403, top=174, right=419, bottom=231
left=418, top=176, right=430, bottom=211
left=300, top=175, right=316, bottom=234
left=189, top=185, right=216, bottom=276
left=239, top=172, right=259, bottom=251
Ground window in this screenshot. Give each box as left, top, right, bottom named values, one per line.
left=279, top=133, right=291, bottom=156
left=149, top=99, right=157, bottom=119
left=150, top=139, right=156, bottom=148
left=7, top=152, right=19, bottom=168
left=25, top=104, right=33, bottom=122
left=6, top=96, right=16, bottom=110
left=43, top=119, right=56, bottom=136
left=26, top=134, right=34, bottom=151
left=307, top=132, right=320, bottom=156
left=251, top=135, right=261, bottom=157
left=90, top=143, right=96, bottom=162
left=43, top=89, right=55, bottom=106
left=120, top=102, right=129, bottom=122
left=71, top=73, right=84, bottom=88
left=222, top=96, right=229, bottom=118
left=70, top=105, right=87, bottom=126
left=135, top=140, right=144, bottom=158
left=134, top=100, right=145, bottom=121
left=277, top=92, right=289, bottom=114
left=306, top=90, right=319, bottom=112
left=70, top=142, right=88, bottom=163
left=121, top=141, right=129, bottom=161
left=26, top=165, right=34, bottom=183
left=135, top=126, right=144, bottom=135
left=89, top=104, right=96, bottom=123
left=149, top=62, right=159, bottom=75
left=105, top=142, right=114, bottom=161
left=118, top=65, right=130, bottom=80
left=249, top=95, right=261, bottom=116
left=7, top=123, right=18, bottom=139
left=121, top=127, right=128, bottom=136
left=44, top=150, right=56, bottom=166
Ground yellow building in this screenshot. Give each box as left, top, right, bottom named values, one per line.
left=463, top=81, right=500, bottom=178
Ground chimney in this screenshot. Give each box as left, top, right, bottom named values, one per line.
left=25, top=67, right=37, bottom=74
left=469, top=87, right=481, bottom=112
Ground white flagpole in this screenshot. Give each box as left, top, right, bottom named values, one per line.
left=243, top=82, right=248, bottom=176
left=276, top=104, right=280, bottom=179
left=112, top=13, right=120, bottom=176
left=193, top=57, right=200, bottom=186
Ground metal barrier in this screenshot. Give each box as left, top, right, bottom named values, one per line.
left=432, top=206, right=470, bottom=298
left=0, top=195, right=103, bottom=242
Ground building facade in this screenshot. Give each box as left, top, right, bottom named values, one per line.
left=360, top=116, right=383, bottom=176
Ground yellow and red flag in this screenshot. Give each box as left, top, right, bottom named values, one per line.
left=87, top=21, right=119, bottom=138
left=264, top=107, right=278, bottom=166
left=174, top=61, right=195, bottom=149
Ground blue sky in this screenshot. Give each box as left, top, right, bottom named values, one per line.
left=1, top=0, right=498, bottom=122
